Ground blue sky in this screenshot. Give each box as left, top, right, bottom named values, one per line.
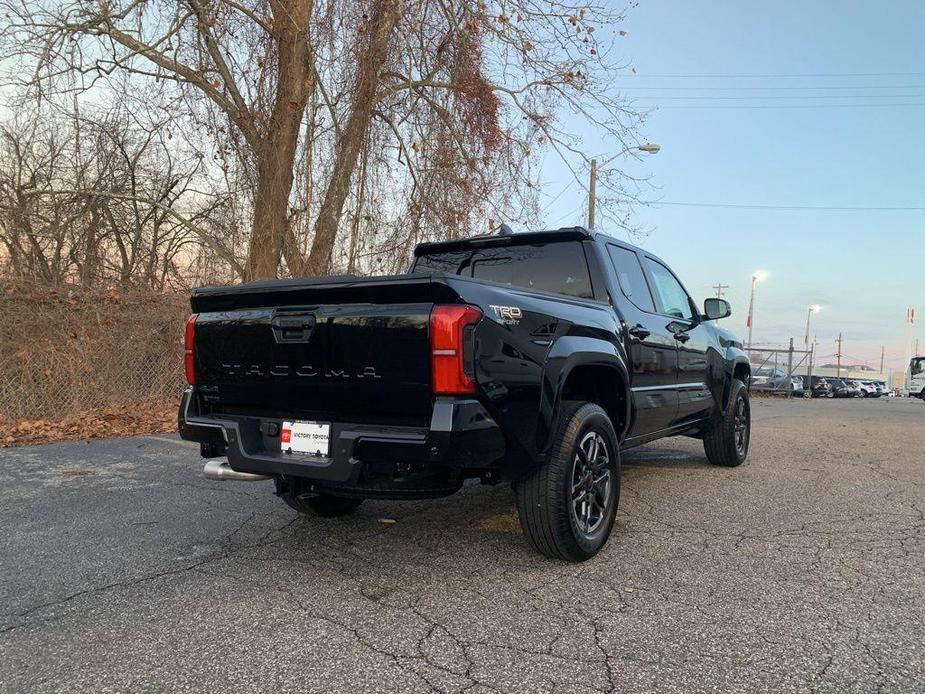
left=536, top=0, right=924, bottom=370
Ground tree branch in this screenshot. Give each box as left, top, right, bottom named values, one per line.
left=16, top=188, right=245, bottom=279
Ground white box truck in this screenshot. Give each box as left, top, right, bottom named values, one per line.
left=905, top=356, right=925, bottom=398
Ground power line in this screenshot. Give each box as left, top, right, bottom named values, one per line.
left=842, top=353, right=877, bottom=364
left=645, top=102, right=925, bottom=110
left=656, top=201, right=925, bottom=211
left=628, top=93, right=925, bottom=100
left=540, top=178, right=576, bottom=215
left=549, top=204, right=582, bottom=227
left=616, top=71, right=925, bottom=78
left=616, top=84, right=925, bottom=91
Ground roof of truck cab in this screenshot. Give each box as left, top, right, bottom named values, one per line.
left=412, top=226, right=650, bottom=261
left=414, top=227, right=593, bottom=255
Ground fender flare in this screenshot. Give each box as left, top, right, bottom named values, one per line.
left=723, top=354, right=751, bottom=407
left=537, top=336, right=631, bottom=454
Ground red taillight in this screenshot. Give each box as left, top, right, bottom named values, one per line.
left=430, top=305, right=481, bottom=394
left=184, top=314, right=198, bottom=385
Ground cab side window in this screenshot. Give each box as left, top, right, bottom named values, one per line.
left=643, top=258, right=695, bottom=320
left=606, top=245, right=656, bottom=313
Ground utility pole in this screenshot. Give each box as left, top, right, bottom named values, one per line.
left=587, top=159, right=597, bottom=229
left=836, top=333, right=843, bottom=378
left=587, top=144, right=660, bottom=230
left=880, top=346, right=885, bottom=374
left=713, top=283, right=729, bottom=299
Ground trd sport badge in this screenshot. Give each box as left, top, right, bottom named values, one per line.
left=489, top=304, right=523, bottom=325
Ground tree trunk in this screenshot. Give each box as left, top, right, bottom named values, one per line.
left=298, top=102, right=316, bottom=258
left=305, top=0, right=400, bottom=276
left=80, top=204, right=102, bottom=285
left=347, top=125, right=371, bottom=274
left=246, top=142, right=299, bottom=280
left=244, top=0, right=316, bottom=281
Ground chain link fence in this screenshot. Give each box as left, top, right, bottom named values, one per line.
left=0, top=282, right=187, bottom=421
left=748, top=340, right=814, bottom=397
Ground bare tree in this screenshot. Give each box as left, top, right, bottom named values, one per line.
left=0, top=117, right=85, bottom=284
left=0, top=108, right=233, bottom=287
left=2, top=0, right=647, bottom=281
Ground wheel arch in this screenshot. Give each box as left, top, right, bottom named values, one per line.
left=724, top=358, right=752, bottom=408
left=538, top=337, right=631, bottom=454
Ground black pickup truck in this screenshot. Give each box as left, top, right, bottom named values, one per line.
left=179, top=227, right=751, bottom=561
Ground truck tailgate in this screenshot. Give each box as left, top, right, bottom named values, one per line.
left=191, top=276, right=461, bottom=425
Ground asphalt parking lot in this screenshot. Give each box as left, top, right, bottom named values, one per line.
left=1, top=397, right=922, bottom=693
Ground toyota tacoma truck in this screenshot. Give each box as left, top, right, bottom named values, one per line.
left=179, top=227, right=751, bottom=561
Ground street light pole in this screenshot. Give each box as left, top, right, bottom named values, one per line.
left=745, top=271, right=769, bottom=351
left=746, top=276, right=756, bottom=350
left=745, top=271, right=767, bottom=350
left=804, top=304, right=821, bottom=348
left=587, top=143, right=660, bottom=229
left=836, top=333, right=843, bottom=378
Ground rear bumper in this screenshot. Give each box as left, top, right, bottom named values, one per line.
left=178, top=389, right=505, bottom=485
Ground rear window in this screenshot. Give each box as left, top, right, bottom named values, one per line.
left=606, top=245, right=656, bottom=312
left=412, top=242, right=594, bottom=299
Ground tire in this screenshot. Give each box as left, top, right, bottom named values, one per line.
left=703, top=378, right=751, bottom=467
left=280, top=492, right=364, bottom=517
left=514, top=401, right=620, bottom=562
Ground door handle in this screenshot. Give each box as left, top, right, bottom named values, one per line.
left=674, top=332, right=690, bottom=343
left=628, top=324, right=651, bottom=341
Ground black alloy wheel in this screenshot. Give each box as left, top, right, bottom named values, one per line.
left=570, top=430, right=614, bottom=539
left=733, top=393, right=749, bottom=458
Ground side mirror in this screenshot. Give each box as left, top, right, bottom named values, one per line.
left=703, top=298, right=731, bottom=321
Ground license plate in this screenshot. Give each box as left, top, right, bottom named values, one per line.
left=280, top=420, right=330, bottom=456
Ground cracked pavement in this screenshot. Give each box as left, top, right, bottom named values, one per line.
left=1, top=397, right=923, bottom=693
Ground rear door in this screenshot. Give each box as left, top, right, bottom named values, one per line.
left=604, top=243, right=679, bottom=436
left=641, top=256, right=713, bottom=425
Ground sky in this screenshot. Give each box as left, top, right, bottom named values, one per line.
left=536, top=0, right=924, bottom=372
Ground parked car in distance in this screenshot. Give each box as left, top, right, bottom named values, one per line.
left=810, top=376, right=832, bottom=398
left=751, top=368, right=798, bottom=393
left=876, top=382, right=894, bottom=397
left=854, top=381, right=880, bottom=398
left=829, top=379, right=856, bottom=398
left=751, top=367, right=786, bottom=387
left=812, top=377, right=836, bottom=398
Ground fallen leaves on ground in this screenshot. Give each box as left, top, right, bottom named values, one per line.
left=1, top=398, right=179, bottom=447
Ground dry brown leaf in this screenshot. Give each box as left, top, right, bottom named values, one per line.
left=1, top=398, right=180, bottom=447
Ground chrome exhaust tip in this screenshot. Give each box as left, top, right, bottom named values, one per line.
left=203, top=459, right=271, bottom=482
